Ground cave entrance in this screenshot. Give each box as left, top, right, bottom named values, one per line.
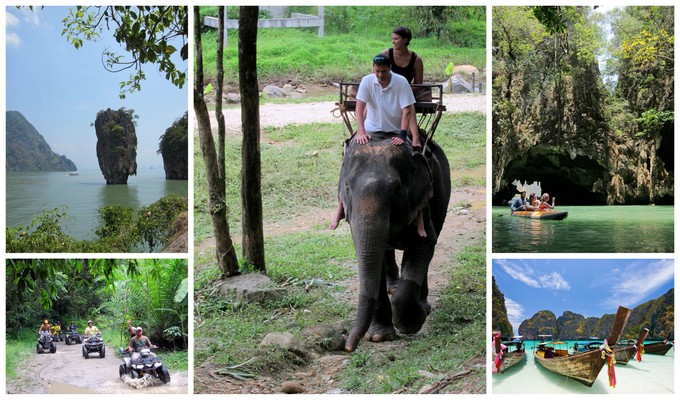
left=495, top=146, right=608, bottom=205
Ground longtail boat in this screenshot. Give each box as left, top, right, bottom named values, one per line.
left=615, top=328, right=649, bottom=364
left=643, top=340, right=673, bottom=355
left=511, top=210, right=568, bottom=220
left=534, top=306, right=632, bottom=387
left=492, top=333, right=525, bottom=373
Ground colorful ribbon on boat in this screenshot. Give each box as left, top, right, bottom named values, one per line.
left=636, top=343, right=643, bottom=362
left=601, top=339, right=616, bottom=387
left=492, top=332, right=506, bottom=373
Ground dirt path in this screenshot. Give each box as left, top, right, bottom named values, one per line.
left=196, top=92, right=486, bottom=135
left=6, top=339, right=189, bottom=394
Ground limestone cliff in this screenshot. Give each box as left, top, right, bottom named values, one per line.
left=94, top=108, right=138, bottom=184
left=158, top=112, right=188, bottom=180
left=492, top=277, right=514, bottom=337
left=492, top=6, right=673, bottom=205
left=6, top=111, right=77, bottom=171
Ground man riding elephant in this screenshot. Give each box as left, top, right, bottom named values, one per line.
left=338, top=54, right=451, bottom=352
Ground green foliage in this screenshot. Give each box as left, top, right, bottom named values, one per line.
left=635, top=109, right=674, bottom=137
left=62, top=6, right=187, bottom=98
left=532, top=6, right=567, bottom=35
left=6, top=195, right=187, bottom=253
left=198, top=6, right=485, bottom=86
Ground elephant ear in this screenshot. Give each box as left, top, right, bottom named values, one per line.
left=408, top=152, right=433, bottom=224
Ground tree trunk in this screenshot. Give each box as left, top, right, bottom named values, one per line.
left=216, top=6, right=226, bottom=184
left=239, top=6, right=266, bottom=272
left=193, top=6, right=239, bottom=277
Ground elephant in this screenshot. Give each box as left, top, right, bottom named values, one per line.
left=338, top=133, right=451, bottom=352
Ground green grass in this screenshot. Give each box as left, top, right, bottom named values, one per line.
left=199, top=26, right=485, bottom=86
left=158, top=349, right=189, bottom=371
left=5, top=333, right=35, bottom=379
left=341, top=241, right=486, bottom=393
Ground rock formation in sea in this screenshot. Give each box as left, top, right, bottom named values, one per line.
left=518, top=288, right=674, bottom=340
left=6, top=111, right=77, bottom=171
left=492, top=276, right=514, bottom=337
left=94, top=108, right=138, bottom=184
left=158, top=112, right=188, bottom=180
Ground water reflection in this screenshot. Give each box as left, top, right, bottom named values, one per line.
left=492, top=206, right=673, bottom=253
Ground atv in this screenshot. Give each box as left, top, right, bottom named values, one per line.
left=82, top=333, right=105, bottom=358
left=37, top=332, right=57, bottom=354
left=65, top=329, right=82, bottom=345
left=119, top=347, right=170, bottom=384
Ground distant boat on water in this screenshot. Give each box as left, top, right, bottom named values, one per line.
left=69, top=172, right=79, bottom=176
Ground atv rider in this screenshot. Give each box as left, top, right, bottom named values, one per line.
left=126, top=327, right=156, bottom=362
left=51, top=320, right=62, bottom=338
left=38, top=320, right=51, bottom=340
left=127, top=320, right=141, bottom=339
left=68, top=321, right=78, bottom=333
left=83, top=320, right=100, bottom=340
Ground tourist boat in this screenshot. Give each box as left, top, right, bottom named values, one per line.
left=492, top=333, right=525, bottom=373
left=511, top=210, right=568, bottom=220
left=69, top=172, right=79, bottom=176
left=643, top=339, right=673, bottom=355
left=615, top=328, right=649, bottom=364
left=534, top=306, right=632, bottom=387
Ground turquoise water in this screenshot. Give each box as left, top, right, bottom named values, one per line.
left=6, top=169, right=187, bottom=240
left=493, top=341, right=674, bottom=394
left=492, top=206, right=674, bottom=253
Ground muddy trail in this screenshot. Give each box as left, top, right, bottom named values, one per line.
left=6, top=337, right=189, bottom=394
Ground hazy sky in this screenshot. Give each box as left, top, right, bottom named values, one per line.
left=6, top=6, right=188, bottom=170
left=493, top=259, right=674, bottom=335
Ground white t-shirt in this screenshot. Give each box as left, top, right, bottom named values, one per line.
left=356, top=71, right=415, bottom=133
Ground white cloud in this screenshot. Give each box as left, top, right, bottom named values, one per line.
left=606, top=260, right=674, bottom=308
left=497, top=260, right=570, bottom=291
left=504, top=297, right=525, bottom=335
left=6, top=32, right=21, bottom=47
left=17, top=6, right=41, bottom=26
left=7, top=12, right=20, bottom=27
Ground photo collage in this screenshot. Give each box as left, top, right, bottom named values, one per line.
left=1, top=3, right=675, bottom=396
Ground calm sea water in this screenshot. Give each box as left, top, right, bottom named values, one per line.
left=492, top=206, right=674, bottom=253
left=6, top=169, right=187, bottom=240
left=493, top=341, right=674, bottom=394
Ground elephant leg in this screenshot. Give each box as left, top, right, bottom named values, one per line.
left=384, top=249, right=399, bottom=293
left=392, top=233, right=436, bottom=334
left=345, top=295, right=377, bottom=352
left=366, top=266, right=396, bottom=342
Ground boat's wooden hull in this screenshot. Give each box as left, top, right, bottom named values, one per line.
left=535, top=348, right=605, bottom=387
left=614, top=346, right=637, bottom=365
left=644, top=342, right=673, bottom=355
left=499, top=351, right=525, bottom=373
left=512, top=210, right=568, bottom=220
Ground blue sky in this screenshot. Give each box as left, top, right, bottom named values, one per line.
left=6, top=6, right=188, bottom=170
left=493, top=259, right=674, bottom=335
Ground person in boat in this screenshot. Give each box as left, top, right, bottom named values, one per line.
left=539, top=193, right=556, bottom=210
left=381, top=26, right=424, bottom=150
left=330, top=53, right=426, bottom=237
left=526, top=193, right=540, bottom=211
left=510, top=191, right=528, bottom=211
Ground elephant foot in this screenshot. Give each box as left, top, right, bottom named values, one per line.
left=364, top=321, right=397, bottom=343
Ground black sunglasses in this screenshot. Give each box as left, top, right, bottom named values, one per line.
left=373, top=55, right=390, bottom=66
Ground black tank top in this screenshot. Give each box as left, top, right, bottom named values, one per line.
left=389, top=48, right=417, bottom=83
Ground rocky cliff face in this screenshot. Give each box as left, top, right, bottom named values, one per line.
left=518, top=288, right=674, bottom=340
left=158, top=112, right=188, bottom=180
left=6, top=111, right=77, bottom=171
left=94, top=108, right=137, bottom=184
left=492, top=277, right=513, bottom=337
left=492, top=7, right=673, bottom=205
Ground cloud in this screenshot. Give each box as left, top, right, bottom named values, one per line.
left=7, top=12, right=20, bottom=27
left=505, top=297, right=525, bottom=335
left=606, top=259, right=674, bottom=307
left=497, top=260, right=570, bottom=291
left=7, top=32, right=21, bottom=47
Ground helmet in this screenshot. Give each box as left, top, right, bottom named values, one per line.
left=87, top=320, right=93, bottom=324
left=43, top=320, right=48, bottom=324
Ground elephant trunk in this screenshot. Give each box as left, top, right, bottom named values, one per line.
left=345, top=202, right=389, bottom=352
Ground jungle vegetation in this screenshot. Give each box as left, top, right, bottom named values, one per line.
left=5, top=259, right=189, bottom=375
left=6, top=194, right=187, bottom=253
